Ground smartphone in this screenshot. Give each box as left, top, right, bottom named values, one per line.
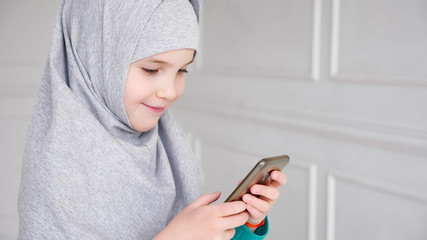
left=224, top=155, right=290, bottom=202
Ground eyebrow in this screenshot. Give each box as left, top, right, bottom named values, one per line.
left=146, top=57, right=194, bottom=67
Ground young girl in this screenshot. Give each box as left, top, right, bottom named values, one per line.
left=18, top=0, right=287, bottom=239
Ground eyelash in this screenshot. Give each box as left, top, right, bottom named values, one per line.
left=142, top=68, right=158, bottom=74
left=142, top=68, right=188, bottom=74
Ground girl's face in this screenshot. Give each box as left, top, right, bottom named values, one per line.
left=124, top=48, right=195, bottom=132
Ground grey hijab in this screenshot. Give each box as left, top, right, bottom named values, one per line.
left=18, top=0, right=202, bottom=239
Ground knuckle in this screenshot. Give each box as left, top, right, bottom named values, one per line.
left=239, top=212, right=250, bottom=223
left=229, top=205, right=239, bottom=214
left=228, top=201, right=245, bottom=213
left=236, top=201, right=246, bottom=210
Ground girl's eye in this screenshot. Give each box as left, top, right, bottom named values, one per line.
left=142, top=68, right=158, bottom=74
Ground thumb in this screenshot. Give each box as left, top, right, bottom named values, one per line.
left=190, top=192, right=221, bottom=208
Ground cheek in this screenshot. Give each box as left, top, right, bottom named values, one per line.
left=124, top=80, right=137, bottom=108
left=175, top=78, right=186, bottom=98
left=124, top=77, right=144, bottom=114
left=124, top=75, right=152, bottom=105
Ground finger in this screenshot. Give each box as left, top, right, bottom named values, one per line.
left=270, top=171, right=288, bottom=188
left=214, top=201, right=247, bottom=217
left=220, top=210, right=249, bottom=230
left=224, top=228, right=236, bottom=239
left=250, top=184, right=280, bottom=201
left=242, top=193, right=272, bottom=214
left=246, top=202, right=267, bottom=221
left=190, top=192, right=221, bottom=208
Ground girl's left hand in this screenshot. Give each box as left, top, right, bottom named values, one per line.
left=241, top=170, right=288, bottom=229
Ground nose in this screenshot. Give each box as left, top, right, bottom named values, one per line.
left=156, top=75, right=177, bottom=100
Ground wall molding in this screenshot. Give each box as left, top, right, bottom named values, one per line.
left=330, top=73, right=427, bottom=87
left=329, top=171, right=427, bottom=203
left=308, top=164, right=318, bottom=240
left=311, top=0, right=322, bottom=81
left=326, top=174, right=336, bottom=240
left=174, top=101, right=427, bottom=156
left=329, top=0, right=340, bottom=80
left=326, top=171, right=427, bottom=240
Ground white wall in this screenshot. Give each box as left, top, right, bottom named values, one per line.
left=0, top=0, right=60, bottom=239
left=1, top=0, right=426, bottom=239
left=173, top=0, right=427, bottom=239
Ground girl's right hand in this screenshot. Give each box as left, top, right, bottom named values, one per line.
left=153, top=192, right=249, bottom=240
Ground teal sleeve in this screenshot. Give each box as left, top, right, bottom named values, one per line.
left=150, top=217, right=269, bottom=240
left=231, top=217, right=269, bottom=240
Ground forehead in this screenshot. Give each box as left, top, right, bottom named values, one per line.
left=132, top=49, right=196, bottom=66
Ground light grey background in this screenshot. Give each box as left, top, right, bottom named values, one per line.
left=1, top=0, right=427, bottom=239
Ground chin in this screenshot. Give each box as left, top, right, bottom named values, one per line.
left=132, top=121, right=157, bottom=133
left=133, top=124, right=157, bottom=133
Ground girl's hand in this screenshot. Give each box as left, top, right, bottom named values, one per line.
left=154, top=192, right=249, bottom=240
left=241, top=170, right=287, bottom=229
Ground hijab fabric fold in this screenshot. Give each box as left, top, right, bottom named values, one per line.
left=18, top=0, right=202, bottom=238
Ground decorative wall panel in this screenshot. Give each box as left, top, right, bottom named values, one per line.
left=199, top=0, right=321, bottom=80
left=331, top=0, right=427, bottom=85
left=328, top=173, right=427, bottom=240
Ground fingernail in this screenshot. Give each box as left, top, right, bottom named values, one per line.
left=242, top=194, right=249, bottom=202
left=272, top=171, right=279, bottom=179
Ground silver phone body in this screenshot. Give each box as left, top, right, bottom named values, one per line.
left=224, top=155, right=290, bottom=202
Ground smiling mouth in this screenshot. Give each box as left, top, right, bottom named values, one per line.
left=142, top=103, right=166, bottom=113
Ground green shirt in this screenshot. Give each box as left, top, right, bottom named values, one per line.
left=149, top=217, right=269, bottom=240
left=232, top=217, right=269, bottom=240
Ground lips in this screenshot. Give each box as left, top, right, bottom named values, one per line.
left=142, top=103, right=166, bottom=114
